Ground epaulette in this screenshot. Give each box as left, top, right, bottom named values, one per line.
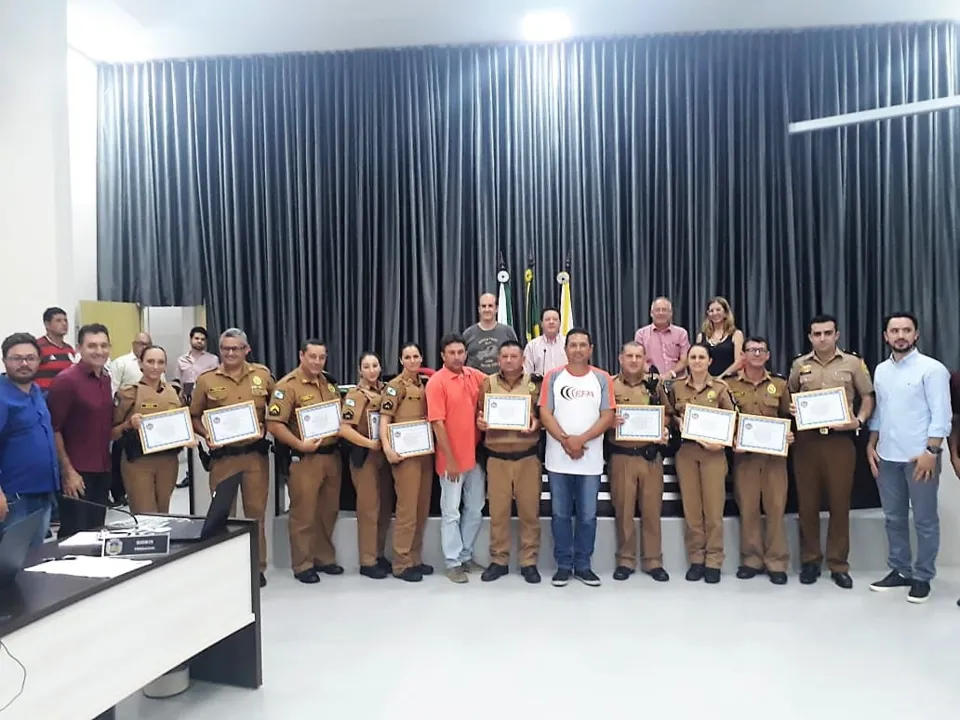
left=770, top=371, right=787, bottom=380
left=720, top=371, right=738, bottom=380
left=844, top=349, right=861, bottom=358
left=791, top=352, right=809, bottom=363
left=322, top=370, right=339, bottom=386
left=197, top=367, right=219, bottom=379
left=250, top=362, right=274, bottom=378
left=382, top=372, right=399, bottom=384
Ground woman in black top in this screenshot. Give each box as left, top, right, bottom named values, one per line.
left=696, top=296, right=744, bottom=377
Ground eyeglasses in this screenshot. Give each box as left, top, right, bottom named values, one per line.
left=5, top=355, right=39, bottom=364
left=744, top=348, right=769, bottom=355
left=220, top=345, right=246, bottom=354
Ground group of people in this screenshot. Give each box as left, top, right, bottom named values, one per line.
left=0, top=295, right=956, bottom=607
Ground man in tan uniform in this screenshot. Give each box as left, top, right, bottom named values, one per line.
left=788, top=314, right=874, bottom=589
left=725, top=336, right=793, bottom=585
left=476, top=340, right=542, bottom=584
left=266, top=339, right=344, bottom=585
left=608, top=342, right=670, bottom=583
left=190, top=328, right=274, bottom=587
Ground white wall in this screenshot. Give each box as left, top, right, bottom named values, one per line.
left=67, top=48, right=99, bottom=306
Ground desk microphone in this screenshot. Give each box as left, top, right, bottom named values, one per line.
left=63, top=495, right=139, bottom=530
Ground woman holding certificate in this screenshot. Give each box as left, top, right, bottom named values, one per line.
left=662, top=343, right=736, bottom=584
left=112, top=346, right=191, bottom=514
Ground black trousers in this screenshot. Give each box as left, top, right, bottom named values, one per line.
left=57, top=471, right=112, bottom=539
left=110, top=442, right=126, bottom=503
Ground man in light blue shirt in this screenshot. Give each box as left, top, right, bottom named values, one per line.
left=866, top=312, right=951, bottom=604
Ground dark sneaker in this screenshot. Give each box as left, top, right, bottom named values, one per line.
left=685, top=563, right=706, bottom=582
left=646, top=567, right=670, bottom=582
left=613, top=566, right=634, bottom=581
left=417, top=564, right=435, bottom=576
left=869, top=570, right=912, bottom=592
left=907, top=581, right=931, bottom=604
left=551, top=569, right=572, bottom=587
left=736, top=565, right=763, bottom=580
left=520, top=566, right=541, bottom=584
left=799, top=563, right=821, bottom=584
left=481, top=563, right=509, bottom=582
left=574, top=568, right=601, bottom=587
left=294, top=568, right=320, bottom=584
left=394, top=567, right=423, bottom=583
left=704, top=567, right=721, bottom=584
left=376, top=556, right=392, bottom=573
left=831, top=571, right=853, bottom=590
left=769, top=572, right=788, bottom=585
left=360, top=564, right=388, bottom=580
left=314, top=563, right=344, bottom=576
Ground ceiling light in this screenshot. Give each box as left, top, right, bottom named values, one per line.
left=521, top=10, right=572, bottom=42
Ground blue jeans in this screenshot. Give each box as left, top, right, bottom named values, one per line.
left=548, top=472, right=600, bottom=571
left=1, top=492, right=55, bottom=548
left=439, top=465, right=486, bottom=569
left=876, top=459, right=940, bottom=582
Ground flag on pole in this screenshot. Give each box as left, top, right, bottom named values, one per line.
left=557, top=259, right=573, bottom=335
left=496, top=260, right=513, bottom=327
left=524, top=258, right=540, bottom=342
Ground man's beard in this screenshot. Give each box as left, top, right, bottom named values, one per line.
left=889, top=340, right=917, bottom=354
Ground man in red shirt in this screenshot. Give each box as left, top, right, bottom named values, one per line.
left=35, top=307, right=76, bottom=393
left=427, top=333, right=488, bottom=583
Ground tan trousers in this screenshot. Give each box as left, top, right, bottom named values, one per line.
left=390, top=455, right=433, bottom=574
left=793, top=433, right=856, bottom=572
left=349, top=452, right=394, bottom=567
left=487, top=455, right=541, bottom=566
left=287, top=453, right=342, bottom=574
left=121, top=454, right=179, bottom=515
left=608, top=453, right=664, bottom=570
left=732, top=453, right=789, bottom=572
left=674, top=443, right=728, bottom=568
left=210, top=452, right=270, bottom=571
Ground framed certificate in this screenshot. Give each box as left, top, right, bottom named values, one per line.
left=483, top=394, right=532, bottom=431
left=736, top=414, right=791, bottom=457
left=138, top=407, right=195, bottom=455
left=615, top=405, right=664, bottom=442
left=368, top=411, right=381, bottom=439
left=793, top=387, right=851, bottom=431
left=296, top=400, right=341, bottom=441
left=203, top=401, right=261, bottom=447
left=388, top=420, right=434, bottom=458
left=681, top=404, right=737, bottom=446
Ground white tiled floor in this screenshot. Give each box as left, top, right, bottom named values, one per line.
left=117, top=564, right=960, bottom=720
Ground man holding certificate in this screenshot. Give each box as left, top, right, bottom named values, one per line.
left=190, top=328, right=275, bottom=587
left=788, top=314, right=874, bottom=589
left=724, top=337, right=793, bottom=585
left=476, top=340, right=543, bottom=584
left=267, top=339, right=345, bottom=585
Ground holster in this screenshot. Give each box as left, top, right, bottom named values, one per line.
left=121, top=429, right=145, bottom=463
left=660, top=425, right=682, bottom=458
left=608, top=443, right=660, bottom=462
left=345, top=441, right=369, bottom=469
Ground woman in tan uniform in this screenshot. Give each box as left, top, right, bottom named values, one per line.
left=379, top=342, right=434, bottom=583
left=112, top=346, right=190, bottom=514
left=340, top=352, right=394, bottom=580
left=661, top=343, right=735, bottom=584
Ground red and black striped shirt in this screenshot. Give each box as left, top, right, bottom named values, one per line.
left=36, top=336, right=76, bottom=391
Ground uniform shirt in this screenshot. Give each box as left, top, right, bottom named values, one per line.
left=787, top=349, right=874, bottom=410
left=109, top=351, right=143, bottom=395
left=635, top=324, right=690, bottom=373
left=724, top=370, right=790, bottom=418
left=462, top=323, right=518, bottom=374
left=869, top=349, right=951, bottom=462
left=426, top=366, right=486, bottom=475
left=607, top=373, right=659, bottom=448
left=35, top=336, right=76, bottom=392
left=341, top=383, right=385, bottom=441
left=0, top=377, right=59, bottom=496
left=267, top=369, right=340, bottom=448
left=479, top=372, right=541, bottom=452
left=380, top=373, right=428, bottom=423
left=539, top=366, right=615, bottom=475
left=661, top=375, right=736, bottom=423
left=190, top=363, right=275, bottom=448
left=522, top=334, right=567, bottom=375
left=113, top=380, right=183, bottom=428
left=46, top=362, right=113, bottom=473
left=174, top=351, right=220, bottom=385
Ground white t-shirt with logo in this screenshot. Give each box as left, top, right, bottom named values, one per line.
left=540, top=366, right=615, bottom=475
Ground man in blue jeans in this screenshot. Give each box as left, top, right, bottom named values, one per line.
left=866, top=312, right=951, bottom=604
left=0, top=332, right=60, bottom=546
left=538, top=328, right=615, bottom=587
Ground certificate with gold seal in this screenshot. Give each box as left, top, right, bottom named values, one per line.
left=138, top=406, right=195, bottom=454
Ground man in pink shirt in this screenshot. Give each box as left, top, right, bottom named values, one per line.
left=634, top=297, right=690, bottom=378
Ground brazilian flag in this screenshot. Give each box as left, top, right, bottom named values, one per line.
left=524, top=261, right=541, bottom=342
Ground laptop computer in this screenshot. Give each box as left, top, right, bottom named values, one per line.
left=0, top=510, right=47, bottom=588
left=166, top=472, right=243, bottom=542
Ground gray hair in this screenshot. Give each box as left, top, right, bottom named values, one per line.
left=220, top=328, right=248, bottom=345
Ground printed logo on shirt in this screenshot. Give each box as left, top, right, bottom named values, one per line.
left=559, top=385, right=597, bottom=401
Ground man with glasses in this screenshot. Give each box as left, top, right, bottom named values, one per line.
left=190, top=328, right=275, bottom=587
left=724, top=337, right=794, bottom=585
left=0, top=333, right=60, bottom=545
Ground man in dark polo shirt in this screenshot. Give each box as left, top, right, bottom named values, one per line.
left=36, top=306, right=76, bottom=393
left=0, top=333, right=60, bottom=546
left=46, top=323, right=114, bottom=538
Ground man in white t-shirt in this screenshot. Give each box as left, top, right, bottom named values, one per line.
left=538, top=328, right=615, bottom=587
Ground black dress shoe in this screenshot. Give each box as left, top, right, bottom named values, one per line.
left=646, top=567, right=670, bottom=582
left=315, top=563, right=344, bottom=576
left=295, top=568, right=320, bottom=584
left=520, top=565, right=541, bottom=584
left=736, top=565, right=764, bottom=580
left=685, top=563, right=706, bottom=582
left=769, top=571, right=788, bottom=585
left=417, top=564, right=435, bottom=576
left=376, top=556, right=392, bottom=572
left=704, top=567, right=721, bottom=584
left=613, top=566, right=634, bottom=581
left=831, top=571, right=853, bottom=589
left=394, top=567, right=423, bottom=582
left=360, top=564, right=388, bottom=580
left=259, top=573, right=267, bottom=588
left=481, top=563, right=509, bottom=582
left=799, top=563, right=821, bottom=584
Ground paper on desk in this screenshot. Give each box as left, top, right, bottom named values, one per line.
left=25, top=556, right=152, bottom=579
left=57, top=531, right=105, bottom=548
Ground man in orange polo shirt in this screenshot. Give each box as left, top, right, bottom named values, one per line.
left=427, top=333, right=488, bottom=583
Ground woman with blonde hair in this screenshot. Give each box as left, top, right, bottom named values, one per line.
left=696, top=296, right=744, bottom=378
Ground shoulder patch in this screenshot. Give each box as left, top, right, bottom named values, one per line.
left=381, top=400, right=394, bottom=411
left=345, top=398, right=356, bottom=407
left=273, top=389, right=285, bottom=400
left=328, top=384, right=337, bottom=393
left=342, top=409, right=354, bottom=420
left=268, top=403, right=281, bottom=417
left=386, top=386, right=398, bottom=396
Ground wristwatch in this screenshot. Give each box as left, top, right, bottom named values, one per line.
left=926, top=445, right=943, bottom=456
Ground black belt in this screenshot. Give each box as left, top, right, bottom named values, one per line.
left=802, top=428, right=855, bottom=439
left=292, top=443, right=340, bottom=458
left=609, top=444, right=659, bottom=461
left=210, top=438, right=272, bottom=460
left=485, top=446, right=539, bottom=461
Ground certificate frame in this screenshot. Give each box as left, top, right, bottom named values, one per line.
left=295, top=400, right=342, bottom=441
left=680, top=404, right=737, bottom=447
left=735, top=414, right=791, bottom=457
left=387, top=420, right=435, bottom=458
left=614, top=405, right=664, bottom=442
left=793, top=387, right=851, bottom=431
left=483, top=393, right=532, bottom=431
left=138, top=406, right=195, bottom=455
left=202, top=401, right=261, bottom=447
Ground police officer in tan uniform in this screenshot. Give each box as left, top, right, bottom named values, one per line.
left=266, top=339, right=344, bottom=585
left=380, top=342, right=434, bottom=582
left=339, top=352, right=394, bottom=580
left=112, top=346, right=192, bottom=514
left=662, top=343, right=736, bottom=584
left=788, top=314, right=874, bottom=589
left=724, top=336, right=793, bottom=585
left=608, top=341, right=670, bottom=583
left=476, top=340, right=542, bottom=584
left=190, top=328, right=274, bottom=587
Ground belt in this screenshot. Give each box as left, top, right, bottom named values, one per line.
left=210, top=438, right=272, bottom=460
left=292, top=443, right=340, bottom=458
left=804, top=428, right=855, bottom=438
left=485, top=446, right=539, bottom=461
left=609, top=444, right=659, bottom=461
